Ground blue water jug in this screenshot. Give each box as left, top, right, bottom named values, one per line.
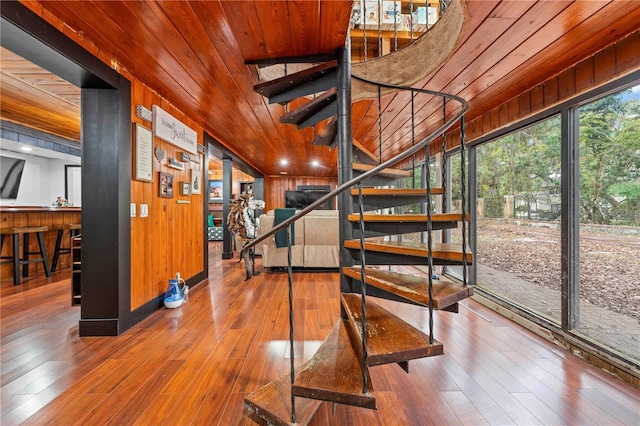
left=164, top=279, right=184, bottom=309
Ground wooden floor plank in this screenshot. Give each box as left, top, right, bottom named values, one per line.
left=1, top=243, right=638, bottom=425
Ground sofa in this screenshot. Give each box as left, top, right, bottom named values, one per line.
left=256, top=209, right=339, bottom=268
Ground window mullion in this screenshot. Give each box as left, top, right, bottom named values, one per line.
left=561, top=107, right=580, bottom=330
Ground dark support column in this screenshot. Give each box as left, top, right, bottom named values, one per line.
left=337, top=44, right=353, bottom=297
left=561, top=108, right=580, bottom=330
left=80, top=86, right=132, bottom=336
left=254, top=177, right=265, bottom=218
left=203, top=146, right=209, bottom=278
left=222, top=158, right=234, bottom=259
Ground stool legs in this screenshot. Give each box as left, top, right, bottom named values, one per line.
left=13, top=233, right=20, bottom=285
left=36, top=231, right=51, bottom=278
left=20, top=231, right=51, bottom=282
left=51, top=229, right=64, bottom=272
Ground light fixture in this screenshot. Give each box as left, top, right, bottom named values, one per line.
left=280, top=159, right=288, bottom=166
left=311, top=160, right=319, bottom=167
left=21, top=146, right=33, bottom=152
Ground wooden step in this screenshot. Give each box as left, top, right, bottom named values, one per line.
left=344, top=240, right=472, bottom=266
left=292, top=320, right=376, bottom=409
left=351, top=187, right=444, bottom=210
left=352, top=162, right=412, bottom=179
left=341, top=293, right=443, bottom=366
left=280, top=88, right=337, bottom=129
left=348, top=213, right=469, bottom=237
left=312, top=116, right=337, bottom=147
left=253, top=60, right=337, bottom=105
left=348, top=213, right=468, bottom=223
left=245, top=373, right=322, bottom=426
left=351, top=187, right=444, bottom=196
left=343, top=266, right=473, bottom=310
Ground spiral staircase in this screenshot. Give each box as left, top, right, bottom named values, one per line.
left=242, top=1, right=471, bottom=424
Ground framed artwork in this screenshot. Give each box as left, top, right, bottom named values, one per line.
left=133, top=123, right=153, bottom=182
left=180, top=181, right=191, bottom=196
left=159, top=172, right=173, bottom=198
left=191, top=158, right=202, bottom=194
left=209, top=180, right=223, bottom=202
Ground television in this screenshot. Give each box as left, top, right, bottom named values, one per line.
left=285, top=190, right=334, bottom=210
left=0, top=155, right=26, bottom=199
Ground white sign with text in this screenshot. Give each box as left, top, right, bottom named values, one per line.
left=152, top=105, right=198, bottom=154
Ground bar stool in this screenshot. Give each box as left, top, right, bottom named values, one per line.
left=0, top=226, right=51, bottom=285
left=50, top=223, right=81, bottom=272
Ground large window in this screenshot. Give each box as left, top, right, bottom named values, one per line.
left=577, top=84, right=640, bottom=362
left=474, top=116, right=562, bottom=322
left=466, top=79, right=640, bottom=369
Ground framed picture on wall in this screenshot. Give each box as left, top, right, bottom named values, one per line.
left=133, top=123, right=153, bottom=182
left=159, top=172, right=173, bottom=198
left=191, top=158, right=202, bottom=194
left=209, top=180, right=223, bottom=202
left=180, top=181, right=191, bottom=196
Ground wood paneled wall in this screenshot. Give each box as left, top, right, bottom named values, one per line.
left=395, top=29, right=640, bottom=169
left=264, top=175, right=338, bottom=212
left=16, top=3, right=206, bottom=311
left=129, top=79, right=205, bottom=310
left=444, top=30, right=640, bottom=151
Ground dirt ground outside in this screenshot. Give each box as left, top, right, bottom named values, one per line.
left=475, top=218, right=640, bottom=321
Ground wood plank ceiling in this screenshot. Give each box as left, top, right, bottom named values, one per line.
left=1, top=1, right=639, bottom=177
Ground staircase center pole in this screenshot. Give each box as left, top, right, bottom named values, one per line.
left=286, top=225, right=296, bottom=424
left=337, top=42, right=354, bottom=298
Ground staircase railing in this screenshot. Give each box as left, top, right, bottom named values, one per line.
left=241, top=84, right=467, bottom=273
left=241, top=76, right=467, bottom=423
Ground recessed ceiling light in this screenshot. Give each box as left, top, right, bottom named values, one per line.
left=280, top=171, right=288, bottom=175
left=311, top=160, right=319, bottom=167
left=280, top=159, right=288, bottom=165
left=21, top=146, right=33, bottom=152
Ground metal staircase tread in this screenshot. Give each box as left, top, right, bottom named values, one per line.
left=253, top=60, right=337, bottom=104
left=352, top=138, right=379, bottom=164
left=311, top=116, right=337, bottom=147
left=347, top=213, right=469, bottom=223
left=292, top=320, right=376, bottom=409
left=350, top=187, right=444, bottom=196
left=244, top=372, right=322, bottom=426
left=279, top=88, right=337, bottom=129
left=343, top=266, right=473, bottom=310
left=341, top=293, right=443, bottom=366
left=352, top=162, right=412, bottom=178
left=344, top=240, right=472, bottom=264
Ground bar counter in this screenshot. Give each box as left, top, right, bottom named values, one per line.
left=0, top=206, right=81, bottom=213
left=1, top=206, right=81, bottom=280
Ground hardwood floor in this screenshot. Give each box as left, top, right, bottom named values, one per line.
left=1, top=242, right=639, bottom=425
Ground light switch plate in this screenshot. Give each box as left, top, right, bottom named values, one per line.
left=130, top=203, right=136, bottom=217
left=140, top=204, right=149, bottom=217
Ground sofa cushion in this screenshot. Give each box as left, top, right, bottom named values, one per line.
left=304, top=211, right=339, bottom=246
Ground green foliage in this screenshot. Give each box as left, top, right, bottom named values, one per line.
left=474, top=115, right=561, bottom=219
left=472, top=85, right=640, bottom=226
left=579, top=91, right=640, bottom=225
